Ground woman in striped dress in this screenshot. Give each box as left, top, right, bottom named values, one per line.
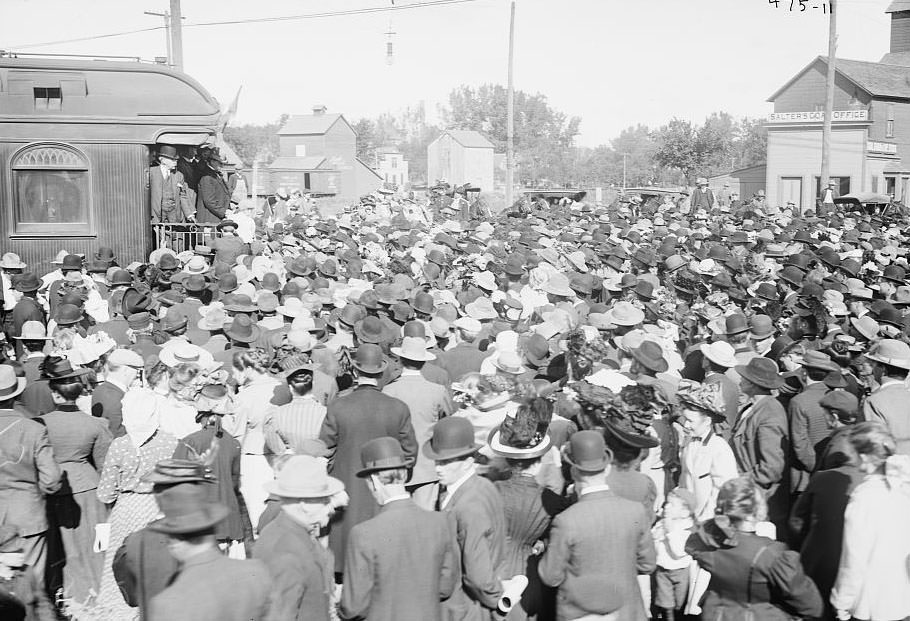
left=92, top=388, right=177, bottom=620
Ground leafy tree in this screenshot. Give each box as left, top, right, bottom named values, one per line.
left=222, top=114, right=287, bottom=166
left=734, top=117, right=767, bottom=168
left=352, top=118, right=378, bottom=164
left=653, top=118, right=700, bottom=182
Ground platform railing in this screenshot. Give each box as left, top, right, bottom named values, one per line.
left=151, top=223, right=222, bottom=252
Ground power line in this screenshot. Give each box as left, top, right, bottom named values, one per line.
left=9, top=0, right=490, bottom=50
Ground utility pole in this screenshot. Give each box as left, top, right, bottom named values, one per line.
left=820, top=0, right=836, bottom=209
left=170, top=0, right=184, bottom=71
left=144, top=11, right=172, bottom=64
left=505, top=0, right=516, bottom=208
left=622, top=152, right=628, bottom=192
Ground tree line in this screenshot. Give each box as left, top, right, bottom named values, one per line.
left=223, top=84, right=767, bottom=188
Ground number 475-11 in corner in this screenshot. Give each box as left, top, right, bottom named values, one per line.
left=769, top=0, right=829, bottom=11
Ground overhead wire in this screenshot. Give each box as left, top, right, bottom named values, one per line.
left=8, top=0, right=490, bottom=50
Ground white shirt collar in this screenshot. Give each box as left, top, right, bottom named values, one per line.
left=358, top=378, right=379, bottom=387
left=401, top=369, right=422, bottom=377
left=579, top=483, right=610, bottom=497
left=440, top=468, right=475, bottom=509
left=381, top=493, right=410, bottom=506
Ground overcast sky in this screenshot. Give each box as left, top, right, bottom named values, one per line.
left=0, top=0, right=896, bottom=146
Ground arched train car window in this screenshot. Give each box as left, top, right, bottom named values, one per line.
left=10, top=143, right=93, bottom=237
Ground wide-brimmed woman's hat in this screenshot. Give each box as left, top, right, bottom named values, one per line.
left=422, top=416, right=481, bottom=461
left=265, top=455, right=345, bottom=498
left=487, top=398, right=553, bottom=460
left=159, top=341, right=216, bottom=370
left=676, top=379, right=726, bottom=418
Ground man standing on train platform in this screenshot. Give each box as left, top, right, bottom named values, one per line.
left=196, top=150, right=232, bottom=225
left=149, top=145, right=195, bottom=224
left=688, top=177, right=715, bottom=214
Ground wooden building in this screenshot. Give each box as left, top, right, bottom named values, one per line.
left=0, top=55, right=219, bottom=273
left=269, top=106, right=382, bottom=199
left=427, top=129, right=494, bottom=191
left=709, top=165, right=767, bottom=201
left=765, top=1, right=910, bottom=209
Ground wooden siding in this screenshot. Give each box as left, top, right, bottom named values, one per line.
left=765, top=128, right=866, bottom=207
left=773, top=60, right=867, bottom=112
left=893, top=12, right=910, bottom=53
left=0, top=141, right=150, bottom=275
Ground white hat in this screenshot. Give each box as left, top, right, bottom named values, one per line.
left=391, top=336, right=437, bottom=362
left=454, top=317, right=482, bottom=333
left=700, top=341, right=737, bottom=368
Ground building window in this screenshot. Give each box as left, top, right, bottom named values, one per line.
left=304, top=172, right=311, bottom=190
left=887, top=120, right=895, bottom=138
left=872, top=176, right=879, bottom=193
left=391, top=157, right=398, bottom=169
left=886, top=175, right=897, bottom=197
left=34, top=87, right=62, bottom=111
left=10, top=143, right=93, bottom=237
left=295, top=144, right=307, bottom=157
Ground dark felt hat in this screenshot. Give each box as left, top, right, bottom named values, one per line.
left=562, top=430, right=613, bottom=473
left=356, top=437, right=410, bottom=477
left=422, top=416, right=481, bottom=461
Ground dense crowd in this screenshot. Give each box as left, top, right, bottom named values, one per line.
left=2, top=157, right=910, bottom=621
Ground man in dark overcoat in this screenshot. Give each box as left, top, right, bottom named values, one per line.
left=341, top=437, right=459, bottom=621
left=318, top=343, right=417, bottom=572
left=539, top=431, right=656, bottom=621
left=196, top=151, right=232, bottom=225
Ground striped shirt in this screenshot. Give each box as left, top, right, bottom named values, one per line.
left=263, top=395, right=327, bottom=456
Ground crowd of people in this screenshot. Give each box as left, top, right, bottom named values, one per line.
left=2, top=156, right=910, bottom=621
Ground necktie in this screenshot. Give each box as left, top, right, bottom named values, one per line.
left=435, top=486, right=448, bottom=511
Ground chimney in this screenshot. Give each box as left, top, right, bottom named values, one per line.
left=312, top=105, right=327, bottom=116
left=886, top=1, right=910, bottom=54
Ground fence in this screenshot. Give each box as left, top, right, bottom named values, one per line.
left=151, top=223, right=223, bottom=252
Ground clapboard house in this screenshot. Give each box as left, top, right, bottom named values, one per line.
left=765, top=1, right=910, bottom=209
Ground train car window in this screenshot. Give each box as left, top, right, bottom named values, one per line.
left=10, top=143, right=93, bottom=237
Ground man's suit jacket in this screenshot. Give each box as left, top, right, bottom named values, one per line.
left=731, top=395, right=788, bottom=495
left=148, top=549, right=271, bottom=621
left=196, top=170, right=232, bottom=224
left=437, top=342, right=487, bottom=382
left=0, top=410, right=62, bottom=536
left=319, top=385, right=417, bottom=571
left=253, top=511, right=333, bottom=621
left=383, top=373, right=453, bottom=486
left=113, top=527, right=179, bottom=618
left=864, top=381, right=910, bottom=456
left=341, top=498, right=459, bottom=621
left=149, top=167, right=193, bottom=223
left=92, top=381, right=126, bottom=438
left=9, top=295, right=44, bottom=343
left=788, top=382, right=830, bottom=492
left=441, top=473, right=507, bottom=621
left=539, top=489, right=656, bottom=621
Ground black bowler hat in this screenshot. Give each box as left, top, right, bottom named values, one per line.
left=357, top=437, right=410, bottom=477
left=562, top=430, right=612, bottom=473
left=422, top=417, right=481, bottom=461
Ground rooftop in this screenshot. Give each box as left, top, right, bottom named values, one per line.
left=886, top=0, right=910, bottom=12
left=769, top=56, right=910, bottom=101
left=267, top=155, right=327, bottom=170
left=277, top=113, right=344, bottom=136
left=443, top=129, right=494, bottom=149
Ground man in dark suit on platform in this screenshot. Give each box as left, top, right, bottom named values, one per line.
left=539, top=431, right=656, bottom=621
left=196, top=151, right=232, bottom=225
left=425, top=416, right=507, bottom=621
left=318, top=344, right=417, bottom=573
left=341, top=437, right=459, bottom=621
left=149, top=145, right=194, bottom=224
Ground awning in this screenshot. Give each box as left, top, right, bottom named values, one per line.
left=156, top=132, right=215, bottom=146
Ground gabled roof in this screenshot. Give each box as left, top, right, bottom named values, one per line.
left=356, top=158, right=383, bottom=179
left=267, top=156, right=326, bottom=170
left=442, top=129, right=494, bottom=149
left=768, top=56, right=910, bottom=101
left=278, top=113, right=347, bottom=136
left=886, top=0, right=910, bottom=12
